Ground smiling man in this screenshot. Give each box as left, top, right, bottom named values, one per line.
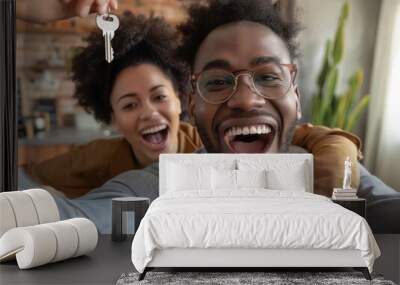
left=188, top=23, right=300, bottom=154
left=47, top=0, right=399, bottom=234
left=177, top=0, right=303, bottom=155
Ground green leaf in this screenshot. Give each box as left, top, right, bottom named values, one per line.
left=332, top=2, right=348, bottom=64
left=319, top=66, right=338, bottom=125
left=345, top=95, right=370, bottom=131
left=333, top=26, right=344, bottom=64
left=341, top=1, right=350, bottom=20
left=311, top=95, right=322, bottom=125
left=335, top=90, right=350, bottom=129
left=333, top=69, right=365, bottom=130
left=329, top=95, right=340, bottom=127
left=317, top=40, right=332, bottom=92
left=347, top=69, right=364, bottom=112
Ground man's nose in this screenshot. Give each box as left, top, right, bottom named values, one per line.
left=226, top=76, right=266, bottom=111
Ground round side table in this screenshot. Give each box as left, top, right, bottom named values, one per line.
left=111, top=197, right=150, bottom=242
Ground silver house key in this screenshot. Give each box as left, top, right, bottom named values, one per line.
left=96, top=13, right=119, bottom=63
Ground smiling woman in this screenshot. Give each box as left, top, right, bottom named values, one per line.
left=109, top=64, right=182, bottom=167
left=22, top=13, right=202, bottom=198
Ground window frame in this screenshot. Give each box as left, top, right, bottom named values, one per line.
left=0, top=0, right=17, bottom=192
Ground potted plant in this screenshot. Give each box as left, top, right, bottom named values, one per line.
left=311, top=1, right=370, bottom=131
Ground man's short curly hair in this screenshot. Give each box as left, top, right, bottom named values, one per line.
left=177, top=0, right=301, bottom=67
left=72, top=12, right=190, bottom=124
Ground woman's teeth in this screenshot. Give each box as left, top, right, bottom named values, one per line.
left=141, top=125, right=167, bottom=135
left=225, top=124, right=271, bottom=138
left=141, top=124, right=169, bottom=146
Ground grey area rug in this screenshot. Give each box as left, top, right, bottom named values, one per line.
left=116, top=272, right=396, bottom=285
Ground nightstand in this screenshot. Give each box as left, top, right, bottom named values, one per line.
left=111, top=197, right=150, bottom=242
left=332, top=198, right=366, bottom=218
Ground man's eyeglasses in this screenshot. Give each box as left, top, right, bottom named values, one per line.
left=192, top=63, right=297, bottom=104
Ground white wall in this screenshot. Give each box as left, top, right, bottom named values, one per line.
left=296, top=0, right=381, bottom=140
left=365, top=0, right=400, bottom=191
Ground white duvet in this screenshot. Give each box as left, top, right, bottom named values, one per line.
left=131, top=190, right=380, bottom=273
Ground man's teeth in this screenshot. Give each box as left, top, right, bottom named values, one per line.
left=141, top=125, right=167, bottom=135
left=226, top=125, right=271, bottom=137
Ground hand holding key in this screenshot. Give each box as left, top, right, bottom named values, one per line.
left=96, top=13, right=120, bottom=63
left=17, top=0, right=119, bottom=24
left=63, top=0, right=119, bottom=17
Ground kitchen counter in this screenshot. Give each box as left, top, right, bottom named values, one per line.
left=19, top=127, right=121, bottom=146
left=18, top=128, right=121, bottom=165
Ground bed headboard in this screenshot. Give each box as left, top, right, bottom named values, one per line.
left=159, top=153, right=314, bottom=195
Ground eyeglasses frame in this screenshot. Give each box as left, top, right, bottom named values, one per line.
left=191, top=63, right=298, bottom=105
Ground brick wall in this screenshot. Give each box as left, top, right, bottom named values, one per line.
left=17, top=0, right=189, bottom=123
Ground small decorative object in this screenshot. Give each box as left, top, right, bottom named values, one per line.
left=332, top=157, right=358, bottom=200
left=342, top=156, right=352, bottom=189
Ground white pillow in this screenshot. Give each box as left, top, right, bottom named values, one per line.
left=238, top=159, right=308, bottom=192
left=236, top=169, right=267, bottom=189
left=213, top=168, right=237, bottom=190
left=266, top=166, right=307, bottom=191
left=167, top=163, right=212, bottom=192
left=212, top=169, right=268, bottom=190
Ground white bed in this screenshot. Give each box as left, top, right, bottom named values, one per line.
left=131, top=154, right=380, bottom=280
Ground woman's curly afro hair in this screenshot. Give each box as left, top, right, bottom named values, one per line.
left=177, top=0, right=301, bottom=67
left=72, top=12, right=190, bottom=124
